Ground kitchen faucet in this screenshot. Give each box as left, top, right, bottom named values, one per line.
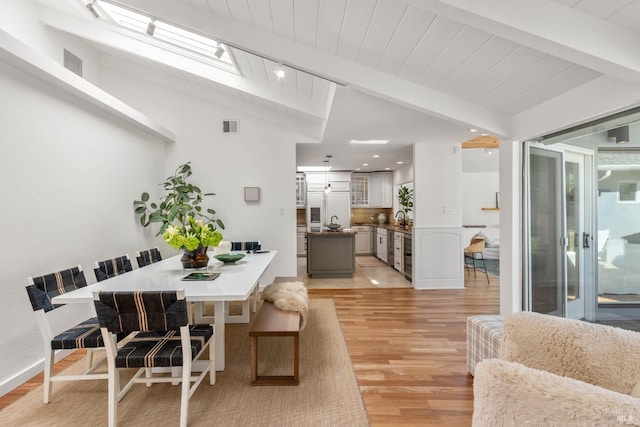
left=330, top=215, right=339, bottom=224
left=395, top=210, right=406, bottom=227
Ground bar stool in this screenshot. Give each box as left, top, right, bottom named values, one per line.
left=464, top=237, right=490, bottom=284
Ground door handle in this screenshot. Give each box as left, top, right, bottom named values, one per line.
left=583, top=232, right=591, bottom=249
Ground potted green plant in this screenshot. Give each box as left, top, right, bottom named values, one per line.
left=133, top=162, right=225, bottom=268
left=398, top=185, right=413, bottom=215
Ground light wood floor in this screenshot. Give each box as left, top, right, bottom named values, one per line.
left=0, top=263, right=499, bottom=426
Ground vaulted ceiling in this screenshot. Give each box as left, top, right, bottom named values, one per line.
left=37, top=0, right=640, bottom=171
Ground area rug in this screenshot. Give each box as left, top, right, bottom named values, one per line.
left=475, top=259, right=500, bottom=277
left=0, top=299, right=368, bottom=427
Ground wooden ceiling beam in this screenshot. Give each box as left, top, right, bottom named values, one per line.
left=461, top=135, right=500, bottom=149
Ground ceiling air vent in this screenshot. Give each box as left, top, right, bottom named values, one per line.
left=222, top=119, right=239, bottom=134
left=63, top=49, right=83, bottom=77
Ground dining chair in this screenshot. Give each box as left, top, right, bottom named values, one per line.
left=135, top=247, right=162, bottom=268
left=225, top=241, right=261, bottom=320
left=25, top=265, right=117, bottom=403
left=464, top=237, right=490, bottom=284
left=230, top=241, right=261, bottom=252
left=93, top=254, right=133, bottom=282
left=94, top=290, right=215, bottom=427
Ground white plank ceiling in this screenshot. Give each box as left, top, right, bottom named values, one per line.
left=37, top=0, right=640, bottom=171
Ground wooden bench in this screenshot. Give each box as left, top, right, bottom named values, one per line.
left=249, top=301, right=301, bottom=386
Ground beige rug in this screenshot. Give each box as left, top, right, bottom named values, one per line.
left=0, top=299, right=368, bottom=427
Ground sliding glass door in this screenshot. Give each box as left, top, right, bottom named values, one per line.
left=524, top=143, right=595, bottom=319
left=524, top=144, right=566, bottom=316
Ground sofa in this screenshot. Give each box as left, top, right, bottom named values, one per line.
left=470, top=226, right=500, bottom=260
left=473, top=312, right=640, bottom=426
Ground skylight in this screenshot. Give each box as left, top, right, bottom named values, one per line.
left=96, top=1, right=235, bottom=70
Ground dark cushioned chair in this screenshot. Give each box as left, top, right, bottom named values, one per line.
left=94, top=290, right=214, bottom=427
left=26, top=265, right=114, bottom=403
left=230, top=241, right=261, bottom=251
left=93, top=254, right=133, bottom=282
left=135, top=247, right=162, bottom=268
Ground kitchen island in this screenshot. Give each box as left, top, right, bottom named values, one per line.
left=306, top=230, right=356, bottom=278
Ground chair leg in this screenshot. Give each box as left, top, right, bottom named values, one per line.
left=180, top=361, right=191, bottom=427
left=107, top=366, right=118, bottom=427
left=209, top=337, right=216, bottom=385
left=86, top=348, right=94, bottom=371
left=43, top=349, right=54, bottom=404
left=471, top=256, right=477, bottom=278
left=478, top=254, right=490, bottom=284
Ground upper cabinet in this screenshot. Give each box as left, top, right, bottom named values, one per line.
left=351, top=174, right=369, bottom=207
left=296, top=173, right=306, bottom=207
left=351, top=172, right=392, bottom=208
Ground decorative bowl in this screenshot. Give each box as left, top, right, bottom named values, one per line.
left=327, top=223, right=341, bottom=230
left=214, top=253, right=246, bottom=264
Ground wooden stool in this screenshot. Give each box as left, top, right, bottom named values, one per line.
left=249, top=301, right=301, bottom=386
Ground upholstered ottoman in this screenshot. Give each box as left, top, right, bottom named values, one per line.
left=466, top=315, right=505, bottom=376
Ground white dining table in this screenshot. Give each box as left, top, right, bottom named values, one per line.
left=52, top=250, right=277, bottom=371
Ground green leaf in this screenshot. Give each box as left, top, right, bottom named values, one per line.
left=207, top=209, right=216, bottom=215
left=135, top=206, right=146, bottom=214
left=141, top=192, right=150, bottom=202
left=203, top=192, right=216, bottom=196
left=216, top=219, right=225, bottom=229
left=150, top=203, right=157, bottom=209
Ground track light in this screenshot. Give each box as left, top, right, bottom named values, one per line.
left=274, top=62, right=285, bottom=80
left=86, top=0, right=100, bottom=18
left=214, top=45, right=225, bottom=59
left=146, top=19, right=156, bottom=36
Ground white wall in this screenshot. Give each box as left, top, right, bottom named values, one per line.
left=100, top=66, right=301, bottom=284
left=412, top=143, right=466, bottom=289
left=462, top=173, right=499, bottom=226
left=0, top=60, right=166, bottom=395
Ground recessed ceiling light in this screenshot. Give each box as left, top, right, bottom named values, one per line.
left=481, top=133, right=489, bottom=137
left=384, top=167, right=390, bottom=170
left=350, top=140, right=389, bottom=145
left=363, top=163, right=368, bottom=166
left=397, top=161, right=403, bottom=164
left=372, top=154, right=380, bottom=158
left=470, top=129, right=477, bottom=132
left=356, top=168, right=361, bottom=171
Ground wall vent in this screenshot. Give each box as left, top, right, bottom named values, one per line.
left=222, top=119, right=239, bottom=134
left=63, top=49, right=83, bottom=77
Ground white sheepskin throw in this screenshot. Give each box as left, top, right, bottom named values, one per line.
left=261, top=282, right=308, bottom=330
left=473, top=359, right=640, bottom=427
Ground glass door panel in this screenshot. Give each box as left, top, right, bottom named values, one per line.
left=597, top=149, right=640, bottom=304
left=525, top=145, right=566, bottom=316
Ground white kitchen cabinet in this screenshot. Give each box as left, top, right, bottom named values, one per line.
left=296, top=174, right=306, bottom=207
left=369, top=172, right=393, bottom=208
left=369, top=174, right=382, bottom=207
left=393, top=232, right=404, bottom=272
left=376, top=227, right=387, bottom=262
left=354, top=226, right=372, bottom=254
left=296, top=226, right=306, bottom=256
left=351, top=174, right=369, bottom=207
left=381, top=173, right=393, bottom=208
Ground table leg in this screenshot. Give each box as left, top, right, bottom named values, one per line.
left=213, top=301, right=225, bottom=371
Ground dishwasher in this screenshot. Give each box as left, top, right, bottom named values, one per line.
left=376, top=227, right=387, bottom=262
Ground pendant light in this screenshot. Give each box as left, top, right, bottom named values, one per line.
left=324, top=155, right=332, bottom=194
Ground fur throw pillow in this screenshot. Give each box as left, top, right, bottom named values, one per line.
left=261, top=282, right=308, bottom=330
